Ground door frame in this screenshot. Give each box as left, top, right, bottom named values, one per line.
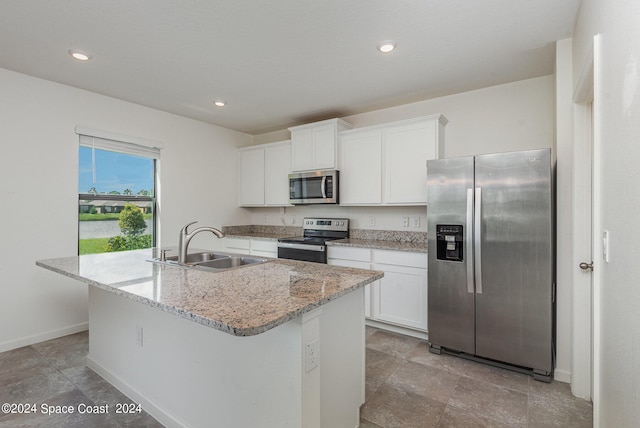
left=572, top=34, right=601, bottom=418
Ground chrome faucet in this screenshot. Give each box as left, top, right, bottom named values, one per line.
left=178, top=221, right=225, bottom=263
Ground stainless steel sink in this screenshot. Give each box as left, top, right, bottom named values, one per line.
left=195, top=256, right=266, bottom=269
left=165, top=252, right=229, bottom=264
left=150, top=251, right=268, bottom=272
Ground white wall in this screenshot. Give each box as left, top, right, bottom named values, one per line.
left=573, top=0, right=640, bottom=426
left=0, top=68, right=251, bottom=352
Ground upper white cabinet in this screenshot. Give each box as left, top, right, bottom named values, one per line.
left=238, top=140, right=291, bottom=207
left=264, top=142, right=291, bottom=205
left=339, top=115, right=447, bottom=206
left=339, top=129, right=383, bottom=204
left=289, top=118, right=353, bottom=172
left=239, top=147, right=265, bottom=206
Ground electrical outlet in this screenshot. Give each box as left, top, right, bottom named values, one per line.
left=369, top=216, right=376, bottom=227
left=136, top=325, right=144, bottom=347
left=305, top=339, right=319, bottom=372
left=412, top=217, right=420, bottom=228
left=402, top=216, right=409, bottom=227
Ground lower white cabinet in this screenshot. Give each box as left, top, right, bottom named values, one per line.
left=225, top=238, right=277, bottom=258
left=327, top=246, right=428, bottom=336
left=249, top=239, right=278, bottom=258
left=327, top=247, right=372, bottom=318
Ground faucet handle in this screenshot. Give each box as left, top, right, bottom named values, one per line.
left=181, top=221, right=198, bottom=234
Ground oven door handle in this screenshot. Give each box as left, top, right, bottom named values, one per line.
left=277, top=242, right=325, bottom=252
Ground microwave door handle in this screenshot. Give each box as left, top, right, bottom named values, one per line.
left=321, top=176, right=327, bottom=198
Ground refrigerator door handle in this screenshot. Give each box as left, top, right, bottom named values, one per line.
left=466, top=188, right=474, bottom=293
left=474, top=187, right=483, bottom=294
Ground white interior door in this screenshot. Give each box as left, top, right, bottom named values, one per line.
left=572, top=35, right=600, bottom=413
left=572, top=101, right=593, bottom=400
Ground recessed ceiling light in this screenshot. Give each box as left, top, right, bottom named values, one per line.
left=68, top=49, right=92, bottom=61
left=377, top=40, right=396, bottom=53
left=213, top=100, right=226, bottom=107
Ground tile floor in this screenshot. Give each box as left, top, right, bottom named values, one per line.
left=361, top=327, right=593, bottom=428
left=0, top=328, right=592, bottom=428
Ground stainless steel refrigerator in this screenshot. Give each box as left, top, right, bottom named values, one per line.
left=427, top=148, right=554, bottom=381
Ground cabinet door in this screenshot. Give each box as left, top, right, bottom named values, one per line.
left=328, top=258, right=372, bottom=318
left=372, top=263, right=428, bottom=331
left=339, top=129, right=382, bottom=205
left=239, top=148, right=265, bottom=206
left=291, top=128, right=314, bottom=171
left=225, top=237, right=251, bottom=254
left=249, top=239, right=278, bottom=258
left=264, top=141, right=291, bottom=206
left=312, top=123, right=337, bottom=170
left=384, top=119, right=437, bottom=204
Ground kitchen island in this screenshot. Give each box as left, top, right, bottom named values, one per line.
left=36, top=248, right=383, bottom=428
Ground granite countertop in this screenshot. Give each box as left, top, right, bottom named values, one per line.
left=327, top=238, right=427, bottom=253
left=221, top=225, right=428, bottom=253
left=36, top=248, right=382, bottom=337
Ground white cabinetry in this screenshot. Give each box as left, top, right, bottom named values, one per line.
left=289, top=119, right=353, bottom=172
left=339, top=129, right=383, bottom=204
left=327, top=246, right=428, bottom=338
left=225, top=237, right=277, bottom=258
left=339, top=115, right=447, bottom=205
left=248, top=239, right=278, bottom=258
left=372, top=251, right=428, bottom=332
left=238, top=140, right=291, bottom=207
left=238, top=147, right=265, bottom=206
left=327, top=246, right=372, bottom=318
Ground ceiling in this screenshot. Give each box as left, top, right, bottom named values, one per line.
left=0, top=0, right=581, bottom=135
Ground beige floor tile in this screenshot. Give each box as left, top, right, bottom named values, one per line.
left=387, top=360, right=459, bottom=404
left=361, top=383, right=445, bottom=428
left=449, top=375, right=528, bottom=428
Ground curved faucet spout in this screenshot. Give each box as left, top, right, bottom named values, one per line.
left=178, top=221, right=225, bottom=263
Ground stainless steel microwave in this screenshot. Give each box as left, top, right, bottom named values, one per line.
left=288, top=170, right=339, bottom=205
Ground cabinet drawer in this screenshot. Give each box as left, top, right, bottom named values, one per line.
left=225, top=237, right=251, bottom=252
left=251, top=239, right=277, bottom=253
left=327, top=246, right=371, bottom=262
left=373, top=250, right=427, bottom=269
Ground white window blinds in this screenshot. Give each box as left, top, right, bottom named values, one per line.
left=76, top=127, right=162, bottom=159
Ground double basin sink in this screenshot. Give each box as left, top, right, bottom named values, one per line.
left=151, top=251, right=268, bottom=272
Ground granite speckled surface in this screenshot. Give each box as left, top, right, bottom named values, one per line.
left=327, top=238, right=427, bottom=253
left=36, top=248, right=382, bottom=337
left=221, top=225, right=428, bottom=252
left=222, top=225, right=301, bottom=241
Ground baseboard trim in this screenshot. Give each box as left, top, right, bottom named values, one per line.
left=86, top=356, right=188, bottom=428
left=0, top=322, right=88, bottom=353
left=365, top=319, right=428, bottom=340
left=554, top=368, right=571, bottom=384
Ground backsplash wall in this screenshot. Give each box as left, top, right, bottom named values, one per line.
left=247, top=205, right=428, bottom=232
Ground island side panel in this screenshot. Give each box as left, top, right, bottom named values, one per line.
left=320, top=286, right=365, bottom=428
left=87, top=286, right=303, bottom=428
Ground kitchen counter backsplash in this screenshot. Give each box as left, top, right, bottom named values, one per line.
left=349, top=229, right=427, bottom=243
left=222, top=225, right=427, bottom=252
left=222, top=224, right=302, bottom=239
left=329, top=229, right=427, bottom=253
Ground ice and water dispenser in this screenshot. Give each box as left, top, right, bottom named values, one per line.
left=436, top=225, right=464, bottom=262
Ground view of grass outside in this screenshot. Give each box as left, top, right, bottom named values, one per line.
left=78, top=211, right=153, bottom=255
left=79, top=144, right=156, bottom=255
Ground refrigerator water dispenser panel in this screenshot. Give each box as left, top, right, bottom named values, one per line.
left=436, top=225, right=464, bottom=262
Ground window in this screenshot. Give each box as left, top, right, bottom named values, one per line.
left=77, top=129, right=161, bottom=255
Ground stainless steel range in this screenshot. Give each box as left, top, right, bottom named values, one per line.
left=277, top=218, right=349, bottom=263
